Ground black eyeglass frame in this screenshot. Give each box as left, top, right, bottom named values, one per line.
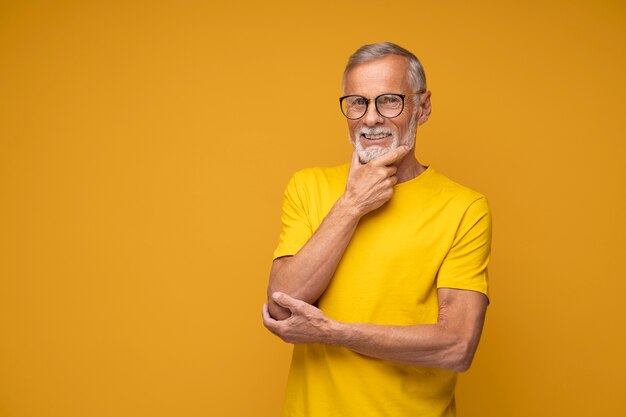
left=338, top=92, right=423, bottom=120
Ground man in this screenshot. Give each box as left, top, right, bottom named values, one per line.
left=262, top=42, right=491, bottom=417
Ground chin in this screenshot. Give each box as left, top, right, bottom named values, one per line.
left=356, top=145, right=395, bottom=163
left=354, top=134, right=400, bottom=163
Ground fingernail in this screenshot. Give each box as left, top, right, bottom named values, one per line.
left=272, top=292, right=280, bottom=300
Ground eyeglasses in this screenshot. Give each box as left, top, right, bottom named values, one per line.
left=339, top=92, right=422, bottom=120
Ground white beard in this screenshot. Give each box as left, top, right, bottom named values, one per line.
left=352, top=108, right=419, bottom=163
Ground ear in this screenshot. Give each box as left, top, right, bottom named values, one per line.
left=417, top=91, right=432, bottom=126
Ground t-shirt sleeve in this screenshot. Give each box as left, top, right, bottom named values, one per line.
left=272, top=171, right=314, bottom=260
left=437, top=196, right=492, bottom=298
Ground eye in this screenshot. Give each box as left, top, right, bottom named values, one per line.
left=348, top=96, right=367, bottom=106
left=379, top=95, right=402, bottom=106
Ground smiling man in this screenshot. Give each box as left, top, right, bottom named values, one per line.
left=263, top=42, right=491, bottom=417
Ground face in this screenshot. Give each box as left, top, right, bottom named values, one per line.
left=343, top=55, right=422, bottom=163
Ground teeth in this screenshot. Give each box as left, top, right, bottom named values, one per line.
left=364, top=133, right=390, bottom=140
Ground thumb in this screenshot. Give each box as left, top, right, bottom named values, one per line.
left=370, top=144, right=411, bottom=167
left=272, top=292, right=300, bottom=310
left=395, top=145, right=411, bottom=161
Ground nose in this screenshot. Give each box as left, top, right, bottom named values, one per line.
left=362, top=100, right=384, bottom=126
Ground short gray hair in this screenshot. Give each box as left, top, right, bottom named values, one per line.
left=342, top=42, right=427, bottom=93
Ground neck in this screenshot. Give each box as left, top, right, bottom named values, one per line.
left=396, top=150, right=425, bottom=183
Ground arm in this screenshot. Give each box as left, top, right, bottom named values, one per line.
left=268, top=197, right=360, bottom=320
left=262, top=288, right=488, bottom=372
left=268, top=146, right=410, bottom=320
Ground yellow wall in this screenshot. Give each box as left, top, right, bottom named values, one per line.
left=1, top=0, right=624, bottom=416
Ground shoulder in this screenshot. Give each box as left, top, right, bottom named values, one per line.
left=282, top=163, right=350, bottom=215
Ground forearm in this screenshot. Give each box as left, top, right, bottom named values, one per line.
left=328, top=321, right=472, bottom=372
left=263, top=289, right=487, bottom=372
left=325, top=290, right=487, bottom=372
left=268, top=195, right=361, bottom=319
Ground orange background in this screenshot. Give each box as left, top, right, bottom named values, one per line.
left=1, top=1, right=625, bottom=416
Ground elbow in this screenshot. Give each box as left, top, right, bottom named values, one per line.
left=267, top=285, right=291, bottom=321
left=267, top=257, right=298, bottom=321
left=267, top=299, right=291, bottom=321
left=450, top=357, right=472, bottom=373
left=445, top=340, right=475, bottom=373
left=268, top=274, right=307, bottom=304
left=268, top=260, right=294, bottom=299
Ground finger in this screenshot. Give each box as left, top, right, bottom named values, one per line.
left=370, top=145, right=410, bottom=167
left=262, top=304, right=274, bottom=322
left=262, top=304, right=280, bottom=333
left=272, top=292, right=304, bottom=311
left=348, top=150, right=362, bottom=176
left=386, top=165, right=398, bottom=177
left=262, top=304, right=275, bottom=325
left=370, top=145, right=411, bottom=167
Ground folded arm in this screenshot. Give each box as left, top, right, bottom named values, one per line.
left=263, top=287, right=488, bottom=372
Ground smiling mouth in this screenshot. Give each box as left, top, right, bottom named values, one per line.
left=362, top=132, right=392, bottom=140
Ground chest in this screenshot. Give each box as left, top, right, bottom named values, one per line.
left=316, top=192, right=465, bottom=324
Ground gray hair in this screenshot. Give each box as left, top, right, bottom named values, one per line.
left=342, top=42, right=427, bottom=93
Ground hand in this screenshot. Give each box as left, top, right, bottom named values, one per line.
left=342, top=146, right=410, bottom=217
left=262, top=292, right=334, bottom=345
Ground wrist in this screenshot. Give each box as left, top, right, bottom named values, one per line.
left=324, top=318, right=350, bottom=346
left=336, top=194, right=363, bottom=220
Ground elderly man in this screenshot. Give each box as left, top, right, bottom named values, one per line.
left=262, top=42, right=491, bottom=417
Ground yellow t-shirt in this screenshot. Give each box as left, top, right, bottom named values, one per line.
left=273, top=164, right=491, bottom=417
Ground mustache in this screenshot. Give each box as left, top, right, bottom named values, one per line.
left=357, top=126, right=394, bottom=136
